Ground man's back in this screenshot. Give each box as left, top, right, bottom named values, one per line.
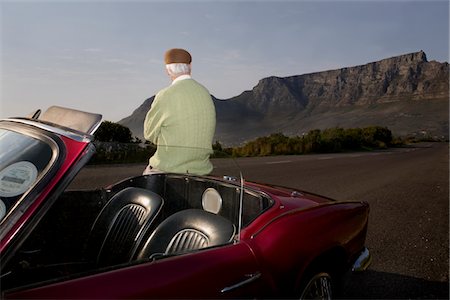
left=144, top=78, right=216, bottom=175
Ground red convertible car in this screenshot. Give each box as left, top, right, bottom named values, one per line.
left=0, top=106, right=370, bottom=299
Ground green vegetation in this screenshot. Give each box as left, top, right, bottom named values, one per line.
left=231, top=126, right=393, bottom=157
left=90, top=121, right=152, bottom=164
left=89, top=122, right=403, bottom=164
left=94, top=121, right=138, bottom=143
left=89, top=142, right=155, bottom=165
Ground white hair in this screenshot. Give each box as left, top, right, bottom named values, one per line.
left=165, top=63, right=191, bottom=77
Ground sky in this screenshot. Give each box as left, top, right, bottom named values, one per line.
left=1, top=0, right=449, bottom=122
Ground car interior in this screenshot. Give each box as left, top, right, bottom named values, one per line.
left=1, top=173, right=273, bottom=292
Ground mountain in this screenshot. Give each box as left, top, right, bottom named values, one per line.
left=119, top=51, right=449, bottom=146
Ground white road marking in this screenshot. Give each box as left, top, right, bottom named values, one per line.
left=265, top=160, right=292, bottom=164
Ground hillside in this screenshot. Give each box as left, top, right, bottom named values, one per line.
left=119, top=51, right=449, bottom=146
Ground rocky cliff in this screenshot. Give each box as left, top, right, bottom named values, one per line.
left=250, top=51, right=447, bottom=108
left=119, top=51, right=449, bottom=146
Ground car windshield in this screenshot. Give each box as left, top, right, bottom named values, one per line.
left=0, top=128, right=54, bottom=223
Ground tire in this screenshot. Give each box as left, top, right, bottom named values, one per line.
left=298, top=271, right=333, bottom=300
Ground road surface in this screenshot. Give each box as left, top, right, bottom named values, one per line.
left=70, top=142, right=449, bottom=299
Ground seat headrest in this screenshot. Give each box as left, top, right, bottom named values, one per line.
left=202, top=188, right=222, bottom=214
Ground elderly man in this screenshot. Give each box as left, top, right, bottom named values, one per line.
left=143, top=48, right=216, bottom=175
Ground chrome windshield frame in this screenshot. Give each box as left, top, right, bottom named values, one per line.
left=3, top=119, right=95, bottom=143
left=0, top=121, right=64, bottom=241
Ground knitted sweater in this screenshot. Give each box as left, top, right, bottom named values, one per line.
left=143, top=78, right=216, bottom=175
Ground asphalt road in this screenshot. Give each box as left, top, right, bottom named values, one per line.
left=70, top=142, right=449, bottom=299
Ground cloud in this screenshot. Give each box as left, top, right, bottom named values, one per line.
left=56, top=55, right=76, bottom=61
left=103, top=58, right=135, bottom=65
left=148, top=58, right=162, bottom=65
left=83, top=48, right=102, bottom=53
left=202, top=49, right=244, bottom=66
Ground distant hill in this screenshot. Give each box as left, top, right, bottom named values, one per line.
left=119, top=51, right=449, bottom=146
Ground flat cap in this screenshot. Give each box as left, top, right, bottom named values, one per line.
left=164, top=48, right=192, bottom=64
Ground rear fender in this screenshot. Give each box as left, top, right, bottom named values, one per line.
left=248, top=201, right=369, bottom=295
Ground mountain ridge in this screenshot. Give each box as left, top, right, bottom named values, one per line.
left=119, top=51, right=449, bottom=146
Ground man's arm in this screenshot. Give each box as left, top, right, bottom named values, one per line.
left=143, top=96, right=164, bottom=144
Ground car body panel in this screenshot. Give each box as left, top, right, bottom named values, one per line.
left=0, top=107, right=370, bottom=299
left=7, top=242, right=267, bottom=299
left=243, top=200, right=368, bottom=293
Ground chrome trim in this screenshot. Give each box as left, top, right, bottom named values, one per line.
left=223, top=175, right=238, bottom=182
left=221, top=272, right=261, bottom=293
left=291, top=190, right=304, bottom=197
left=3, top=119, right=94, bottom=142
left=352, top=247, right=371, bottom=271
left=236, top=172, right=244, bottom=241
left=0, top=126, right=63, bottom=240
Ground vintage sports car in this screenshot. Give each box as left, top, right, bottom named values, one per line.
left=0, top=106, right=370, bottom=299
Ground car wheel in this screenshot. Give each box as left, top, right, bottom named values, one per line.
left=298, top=271, right=333, bottom=300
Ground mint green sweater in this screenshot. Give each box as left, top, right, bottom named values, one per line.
left=143, top=78, right=216, bottom=175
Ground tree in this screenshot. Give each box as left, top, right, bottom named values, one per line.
left=362, top=126, right=392, bottom=148
left=304, top=129, right=322, bottom=153
left=213, top=141, right=223, bottom=152
left=94, top=121, right=133, bottom=143
left=231, top=126, right=394, bottom=158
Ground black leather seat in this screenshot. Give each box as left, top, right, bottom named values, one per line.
left=86, top=187, right=164, bottom=267
left=137, top=209, right=235, bottom=260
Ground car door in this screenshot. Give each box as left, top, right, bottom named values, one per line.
left=5, top=241, right=269, bottom=299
